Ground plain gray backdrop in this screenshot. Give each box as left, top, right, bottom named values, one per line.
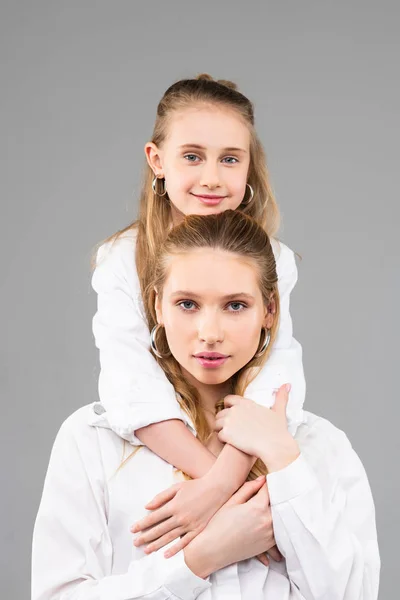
left=1, top=2, right=398, bottom=598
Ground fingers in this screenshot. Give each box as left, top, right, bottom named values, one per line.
left=164, top=531, right=197, bottom=559
left=133, top=517, right=176, bottom=547
left=268, top=544, right=283, bottom=562
left=143, top=482, right=181, bottom=510
left=256, top=553, right=270, bottom=567
left=223, top=394, right=241, bottom=408
left=224, top=476, right=266, bottom=507
left=271, top=383, right=291, bottom=417
left=141, top=527, right=184, bottom=555
left=130, top=504, right=172, bottom=534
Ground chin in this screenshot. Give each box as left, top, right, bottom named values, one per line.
left=192, top=368, right=234, bottom=386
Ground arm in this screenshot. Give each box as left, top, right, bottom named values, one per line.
left=32, top=416, right=211, bottom=600
left=245, top=242, right=305, bottom=434
left=264, top=422, right=380, bottom=600
left=92, top=232, right=215, bottom=477
left=93, top=233, right=256, bottom=551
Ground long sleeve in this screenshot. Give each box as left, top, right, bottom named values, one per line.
left=266, top=416, right=380, bottom=600
left=31, top=414, right=211, bottom=600
left=91, top=230, right=193, bottom=445
left=246, top=241, right=306, bottom=434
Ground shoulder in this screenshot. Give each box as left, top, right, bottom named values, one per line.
left=270, top=238, right=298, bottom=295
left=271, top=238, right=296, bottom=274
left=95, top=227, right=138, bottom=265
left=55, top=404, right=102, bottom=451
left=92, top=227, right=139, bottom=293
left=296, top=410, right=362, bottom=477
left=51, top=405, right=123, bottom=475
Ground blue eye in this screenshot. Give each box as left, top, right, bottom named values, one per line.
left=223, top=157, right=239, bottom=164
left=178, top=300, right=197, bottom=311
left=227, top=302, right=246, bottom=312
left=184, top=154, right=200, bottom=162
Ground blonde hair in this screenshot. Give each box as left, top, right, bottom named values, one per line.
left=101, top=74, right=280, bottom=297
left=142, top=210, right=280, bottom=480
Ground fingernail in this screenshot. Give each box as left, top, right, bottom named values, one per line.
left=256, top=475, right=265, bottom=481
left=164, top=551, right=171, bottom=558
left=285, top=383, right=291, bottom=393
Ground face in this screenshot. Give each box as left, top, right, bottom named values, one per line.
left=145, top=105, right=251, bottom=222
left=155, top=249, right=274, bottom=391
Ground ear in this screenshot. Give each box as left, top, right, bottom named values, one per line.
left=263, top=295, right=276, bottom=330
left=144, top=142, right=164, bottom=176
left=154, top=288, right=163, bottom=325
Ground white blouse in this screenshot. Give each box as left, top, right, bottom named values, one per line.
left=32, top=403, right=380, bottom=599
left=91, top=229, right=306, bottom=442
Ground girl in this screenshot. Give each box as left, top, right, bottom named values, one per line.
left=32, top=211, right=380, bottom=599
left=91, top=74, right=305, bottom=558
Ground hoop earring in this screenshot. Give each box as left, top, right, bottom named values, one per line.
left=152, top=175, right=167, bottom=197
left=254, top=327, right=271, bottom=358
left=241, top=183, right=254, bottom=205
left=150, top=324, right=171, bottom=358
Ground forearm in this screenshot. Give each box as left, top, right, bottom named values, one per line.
left=184, top=536, right=223, bottom=580
left=205, top=443, right=256, bottom=493
left=135, top=419, right=216, bottom=479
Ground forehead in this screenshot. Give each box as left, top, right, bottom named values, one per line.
left=163, top=249, right=260, bottom=297
left=165, top=105, right=250, bottom=150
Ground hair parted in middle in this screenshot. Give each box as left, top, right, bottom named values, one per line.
left=102, top=73, right=280, bottom=306
left=143, top=209, right=280, bottom=480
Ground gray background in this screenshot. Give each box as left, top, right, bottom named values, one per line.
left=1, top=1, right=398, bottom=598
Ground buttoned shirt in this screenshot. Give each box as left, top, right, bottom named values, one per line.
left=32, top=403, right=380, bottom=599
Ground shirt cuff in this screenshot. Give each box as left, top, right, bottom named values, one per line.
left=89, top=399, right=196, bottom=445
left=163, top=550, right=212, bottom=600
left=267, top=453, right=319, bottom=505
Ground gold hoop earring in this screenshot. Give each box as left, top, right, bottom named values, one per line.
left=241, top=183, right=254, bottom=205
left=152, top=175, right=167, bottom=197
left=150, top=324, right=171, bottom=358
left=254, top=327, right=271, bottom=358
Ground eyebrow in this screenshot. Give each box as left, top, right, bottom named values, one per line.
left=170, top=291, right=255, bottom=301
left=178, top=143, right=248, bottom=154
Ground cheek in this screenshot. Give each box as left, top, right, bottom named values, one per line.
left=231, top=316, right=262, bottom=354
left=164, top=312, right=192, bottom=352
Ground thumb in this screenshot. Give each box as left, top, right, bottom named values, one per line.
left=225, top=476, right=266, bottom=507
left=271, top=383, right=291, bottom=417
left=248, top=481, right=270, bottom=507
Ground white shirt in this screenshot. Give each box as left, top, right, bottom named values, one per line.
left=91, top=229, right=306, bottom=442
left=32, top=404, right=380, bottom=599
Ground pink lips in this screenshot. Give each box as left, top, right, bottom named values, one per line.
left=192, top=193, right=226, bottom=206
left=193, top=352, right=230, bottom=369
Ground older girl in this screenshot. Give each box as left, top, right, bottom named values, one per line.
left=33, top=211, right=379, bottom=599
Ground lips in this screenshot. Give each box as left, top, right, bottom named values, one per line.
left=194, top=352, right=228, bottom=359
left=192, top=193, right=226, bottom=206
left=193, top=195, right=225, bottom=200
left=193, top=352, right=230, bottom=369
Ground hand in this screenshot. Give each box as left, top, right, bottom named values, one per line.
left=214, top=384, right=300, bottom=472
left=130, top=475, right=231, bottom=558
left=184, top=476, right=281, bottom=578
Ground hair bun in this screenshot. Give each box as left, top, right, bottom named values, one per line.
left=195, top=73, right=214, bottom=82
left=216, top=79, right=238, bottom=91
left=195, top=73, right=238, bottom=91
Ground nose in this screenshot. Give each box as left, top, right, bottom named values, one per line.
left=197, top=311, right=224, bottom=345
left=199, top=161, right=221, bottom=190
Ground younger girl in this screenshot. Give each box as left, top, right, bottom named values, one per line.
left=92, top=74, right=305, bottom=557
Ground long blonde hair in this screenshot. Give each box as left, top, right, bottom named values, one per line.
left=143, top=210, right=280, bottom=480
left=102, top=74, right=280, bottom=299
